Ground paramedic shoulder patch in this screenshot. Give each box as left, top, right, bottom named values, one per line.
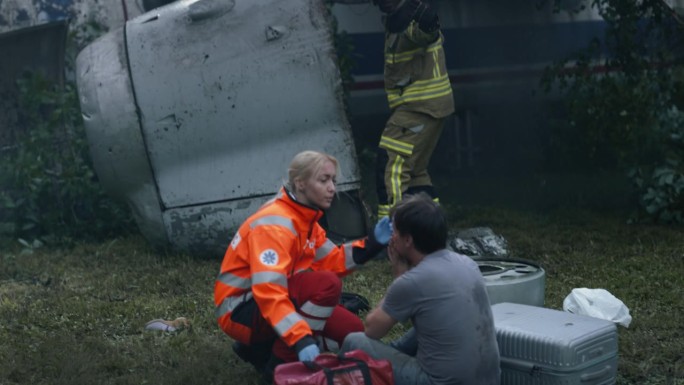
left=259, top=249, right=279, bottom=266
left=230, top=233, right=241, bottom=250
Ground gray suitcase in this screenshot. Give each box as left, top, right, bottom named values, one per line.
left=492, top=302, right=618, bottom=385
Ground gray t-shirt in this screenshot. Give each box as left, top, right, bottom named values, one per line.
left=383, top=249, right=501, bottom=385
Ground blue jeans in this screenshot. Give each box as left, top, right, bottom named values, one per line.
left=340, top=329, right=433, bottom=385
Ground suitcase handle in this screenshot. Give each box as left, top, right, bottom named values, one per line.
left=580, top=364, right=612, bottom=382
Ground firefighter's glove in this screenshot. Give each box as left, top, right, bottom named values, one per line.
left=386, top=0, right=420, bottom=33
left=373, top=0, right=402, bottom=14
left=374, top=216, right=393, bottom=245
left=414, top=1, right=439, bottom=33
left=297, top=344, right=320, bottom=362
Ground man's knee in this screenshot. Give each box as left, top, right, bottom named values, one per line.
left=341, top=331, right=368, bottom=352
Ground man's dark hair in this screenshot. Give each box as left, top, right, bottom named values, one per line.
left=390, top=192, right=447, bottom=254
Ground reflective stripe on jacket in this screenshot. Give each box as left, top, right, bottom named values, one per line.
left=384, top=21, right=455, bottom=118
left=213, top=187, right=366, bottom=347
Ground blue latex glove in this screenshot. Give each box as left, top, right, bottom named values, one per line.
left=374, top=216, right=393, bottom=245
left=297, top=344, right=320, bottom=362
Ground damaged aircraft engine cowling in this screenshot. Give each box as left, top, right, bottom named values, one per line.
left=75, top=0, right=369, bottom=257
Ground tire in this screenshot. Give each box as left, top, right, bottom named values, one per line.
left=475, top=257, right=545, bottom=307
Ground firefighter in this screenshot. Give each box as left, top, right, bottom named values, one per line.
left=374, top=0, right=455, bottom=218
left=213, top=150, right=392, bottom=381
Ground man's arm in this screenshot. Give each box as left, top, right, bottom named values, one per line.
left=364, top=298, right=398, bottom=340
left=364, top=239, right=409, bottom=339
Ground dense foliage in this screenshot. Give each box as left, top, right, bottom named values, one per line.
left=0, top=73, right=134, bottom=246
left=540, top=0, right=684, bottom=223
left=0, top=21, right=133, bottom=246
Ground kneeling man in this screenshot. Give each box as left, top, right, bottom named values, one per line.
left=341, top=193, right=501, bottom=385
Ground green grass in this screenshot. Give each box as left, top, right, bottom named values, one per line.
left=0, top=206, right=682, bottom=384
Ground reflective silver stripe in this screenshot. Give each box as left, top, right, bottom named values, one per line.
left=301, top=301, right=335, bottom=318
left=301, top=315, right=326, bottom=331
left=252, top=271, right=288, bottom=287
left=215, top=291, right=253, bottom=318
left=294, top=268, right=307, bottom=275
left=216, top=272, right=251, bottom=289
left=344, top=243, right=356, bottom=270
left=251, top=215, right=297, bottom=236
left=274, top=312, right=305, bottom=336
left=314, top=239, right=336, bottom=262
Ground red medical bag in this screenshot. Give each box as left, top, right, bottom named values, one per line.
left=273, top=349, right=393, bottom=385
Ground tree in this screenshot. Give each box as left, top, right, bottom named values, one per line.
left=541, top=0, right=684, bottom=223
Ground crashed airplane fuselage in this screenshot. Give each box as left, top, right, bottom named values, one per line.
left=75, top=0, right=368, bottom=256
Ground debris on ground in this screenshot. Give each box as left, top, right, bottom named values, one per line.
left=448, top=227, right=508, bottom=257
left=144, top=317, right=190, bottom=332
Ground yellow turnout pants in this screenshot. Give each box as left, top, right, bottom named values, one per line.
left=376, top=110, right=444, bottom=217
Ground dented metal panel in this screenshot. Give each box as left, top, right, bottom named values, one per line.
left=163, top=196, right=272, bottom=255
left=76, top=27, right=168, bottom=247
left=75, top=0, right=366, bottom=256
left=125, top=0, right=358, bottom=209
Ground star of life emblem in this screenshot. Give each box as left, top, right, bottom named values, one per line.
left=259, top=249, right=279, bottom=266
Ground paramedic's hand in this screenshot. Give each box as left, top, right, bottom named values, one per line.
left=374, top=216, right=393, bottom=245
left=298, top=344, right=320, bottom=362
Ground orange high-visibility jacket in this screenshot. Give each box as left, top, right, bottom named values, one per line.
left=214, top=187, right=367, bottom=348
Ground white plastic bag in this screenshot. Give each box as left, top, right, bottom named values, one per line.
left=563, top=288, right=632, bottom=327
